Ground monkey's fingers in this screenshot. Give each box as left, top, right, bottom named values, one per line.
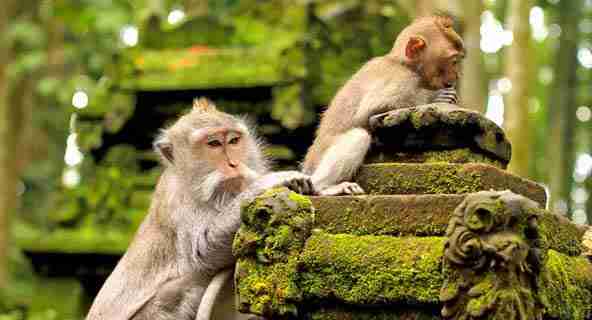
left=369, top=112, right=391, bottom=131
left=433, top=87, right=458, bottom=104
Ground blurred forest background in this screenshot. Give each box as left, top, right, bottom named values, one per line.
left=0, top=0, right=591, bottom=318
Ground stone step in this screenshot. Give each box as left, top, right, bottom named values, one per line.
left=366, top=147, right=505, bottom=169
left=294, top=232, right=592, bottom=319
left=310, top=194, right=585, bottom=256
left=354, top=162, right=547, bottom=206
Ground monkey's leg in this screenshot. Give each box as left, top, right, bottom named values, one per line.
left=312, top=128, right=370, bottom=196
left=195, top=269, right=233, bottom=320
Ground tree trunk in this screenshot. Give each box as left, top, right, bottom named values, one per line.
left=503, top=0, right=533, bottom=179
left=548, top=0, right=582, bottom=217
left=0, top=0, right=17, bottom=289
left=459, top=0, right=486, bottom=113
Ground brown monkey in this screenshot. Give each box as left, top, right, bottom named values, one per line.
left=302, top=15, right=465, bottom=196
left=86, top=98, right=313, bottom=320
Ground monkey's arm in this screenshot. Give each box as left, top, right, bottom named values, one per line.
left=352, top=80, right=415, bottom=128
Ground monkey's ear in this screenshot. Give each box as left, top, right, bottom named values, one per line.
left=154, top=136, right=174, bottom=165
left=193, top=97, right=217, bottom=112
left=405, top=36, right=426, bottom=60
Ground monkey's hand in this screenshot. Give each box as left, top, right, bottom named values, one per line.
left=433, top=87, right=458, bottom=105
left=257, top=171, right=315, bottom=195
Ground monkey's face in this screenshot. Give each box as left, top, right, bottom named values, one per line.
left=191, top=127, right=253, bottom=193
left=401, top=19, right=465, bottom=90
left=423, top=47, right=464, bottom=90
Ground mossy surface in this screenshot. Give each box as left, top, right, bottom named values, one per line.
left=311, top=195, right=582, bottom=257
left=536, top=210, right=585, bottom=256
left=298, top=232, right=445, bottom=306
left=372, top=104, right=511, bottom=165
left=309, top=306, right=440, bottom=320
left=234, top=187, right=314, bottom=318
left=119, top=47, right=288, bottom=91
left=355, top=163, right=547, bottom=207
left=311, top=194, right=462, bottom=237
left=366, top=148, right=504, bottom=169
left=540, top=250, right=592, bottom=319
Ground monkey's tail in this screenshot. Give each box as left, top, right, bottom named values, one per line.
left=195, top=268, right=234, bottom=320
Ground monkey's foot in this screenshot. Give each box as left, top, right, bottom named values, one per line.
left=320, top=182, right=365, bottom=196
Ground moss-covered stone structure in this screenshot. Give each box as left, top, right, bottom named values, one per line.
left=234, top=104, right=592, bottom=319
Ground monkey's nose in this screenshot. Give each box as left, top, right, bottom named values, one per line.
left=228, top=161, right=238, bottom=168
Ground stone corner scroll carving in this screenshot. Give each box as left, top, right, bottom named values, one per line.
left=440, top=190, right=545, bottom=320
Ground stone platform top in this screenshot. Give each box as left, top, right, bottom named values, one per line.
left=233, top=103, right=592, bottom=320
left=368, top=103, right=511, bottom=167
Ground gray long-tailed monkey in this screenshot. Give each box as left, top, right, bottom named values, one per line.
left=86, top=98, right=313, bottom=320
left=302, top=15, right=465, bottom=196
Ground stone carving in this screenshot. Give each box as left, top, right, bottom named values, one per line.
left=369, top=103, right=512, bottom=167
left=441, top=190, right=545, bottom=320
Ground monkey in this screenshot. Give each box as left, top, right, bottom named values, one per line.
left=195, top=269, right=233, bottom=320
left=86, top=98, right=313, bottom=320
left=302, top=15, right=465, bottom=196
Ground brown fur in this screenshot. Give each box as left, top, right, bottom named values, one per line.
left=302, top=16, right=465, bottom=194
left=86, top=99, right=312, bottom=320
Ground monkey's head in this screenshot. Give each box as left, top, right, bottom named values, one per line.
left=392, top=15, right=465, bottom=90
left=154, top=98, right=268, bottom=203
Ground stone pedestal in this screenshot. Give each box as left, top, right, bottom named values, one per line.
left=234, top=104, right=592, bottom=319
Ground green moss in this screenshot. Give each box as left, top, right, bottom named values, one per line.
left=356, top=163, right=482, bottom=195
left=310, top=306, right=439, bottom=320
left=299, top=232, right=445, bottom=305
left=234, top=187, right=315, bottom=317
left=540, top=250, right=592, bottom=319
left=355, top=163, right=547, bottom=207
left=311, top=194, right=461, bottom=237
left=536, top=210, right=585, bottom=256
left=367, top=148, right=504, bottom=168
left=119, top=48, right=288, bottom=91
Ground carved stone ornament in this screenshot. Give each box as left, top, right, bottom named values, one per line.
left=440, top=190, right=545, bottom=320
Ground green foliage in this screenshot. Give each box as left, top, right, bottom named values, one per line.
left=49, top=145, right=157, bottom=229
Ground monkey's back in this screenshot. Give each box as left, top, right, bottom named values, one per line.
left=303, top=56, right=427, bottom=173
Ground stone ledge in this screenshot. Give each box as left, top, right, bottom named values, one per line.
left=310, top=195, right=584, bottom=256
left=297, top=233, right=591, bottom=319
left=370, top=103, right=511, bottom=165
left=366, top=147, right=504, bottom=168
left=354, top=162, right=547, bottom=206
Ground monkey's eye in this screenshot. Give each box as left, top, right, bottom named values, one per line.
left=207, top=140, right=222, bottom=147
left=228, top=136, right=240, bottom=145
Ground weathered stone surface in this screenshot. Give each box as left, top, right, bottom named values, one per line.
left=369, top=103, right=511, bottom=165
left=234, top=187, right=315, bottom=318
left=299, top=232, right=445, bottom=306
left=366, top=147, right=504, bottom=168
left=441, top=191, right=545, bottom=320
left=355, top=163, right=547, bottom=206
left=584, top=227, right=592, bottom=258
left=309, top=305, right=440, bottom=319
left=310, top=195, right=584, bottom=256
left=542, top=250, right=592, bottom=319
left=235, top=190, right=592, bottom=319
